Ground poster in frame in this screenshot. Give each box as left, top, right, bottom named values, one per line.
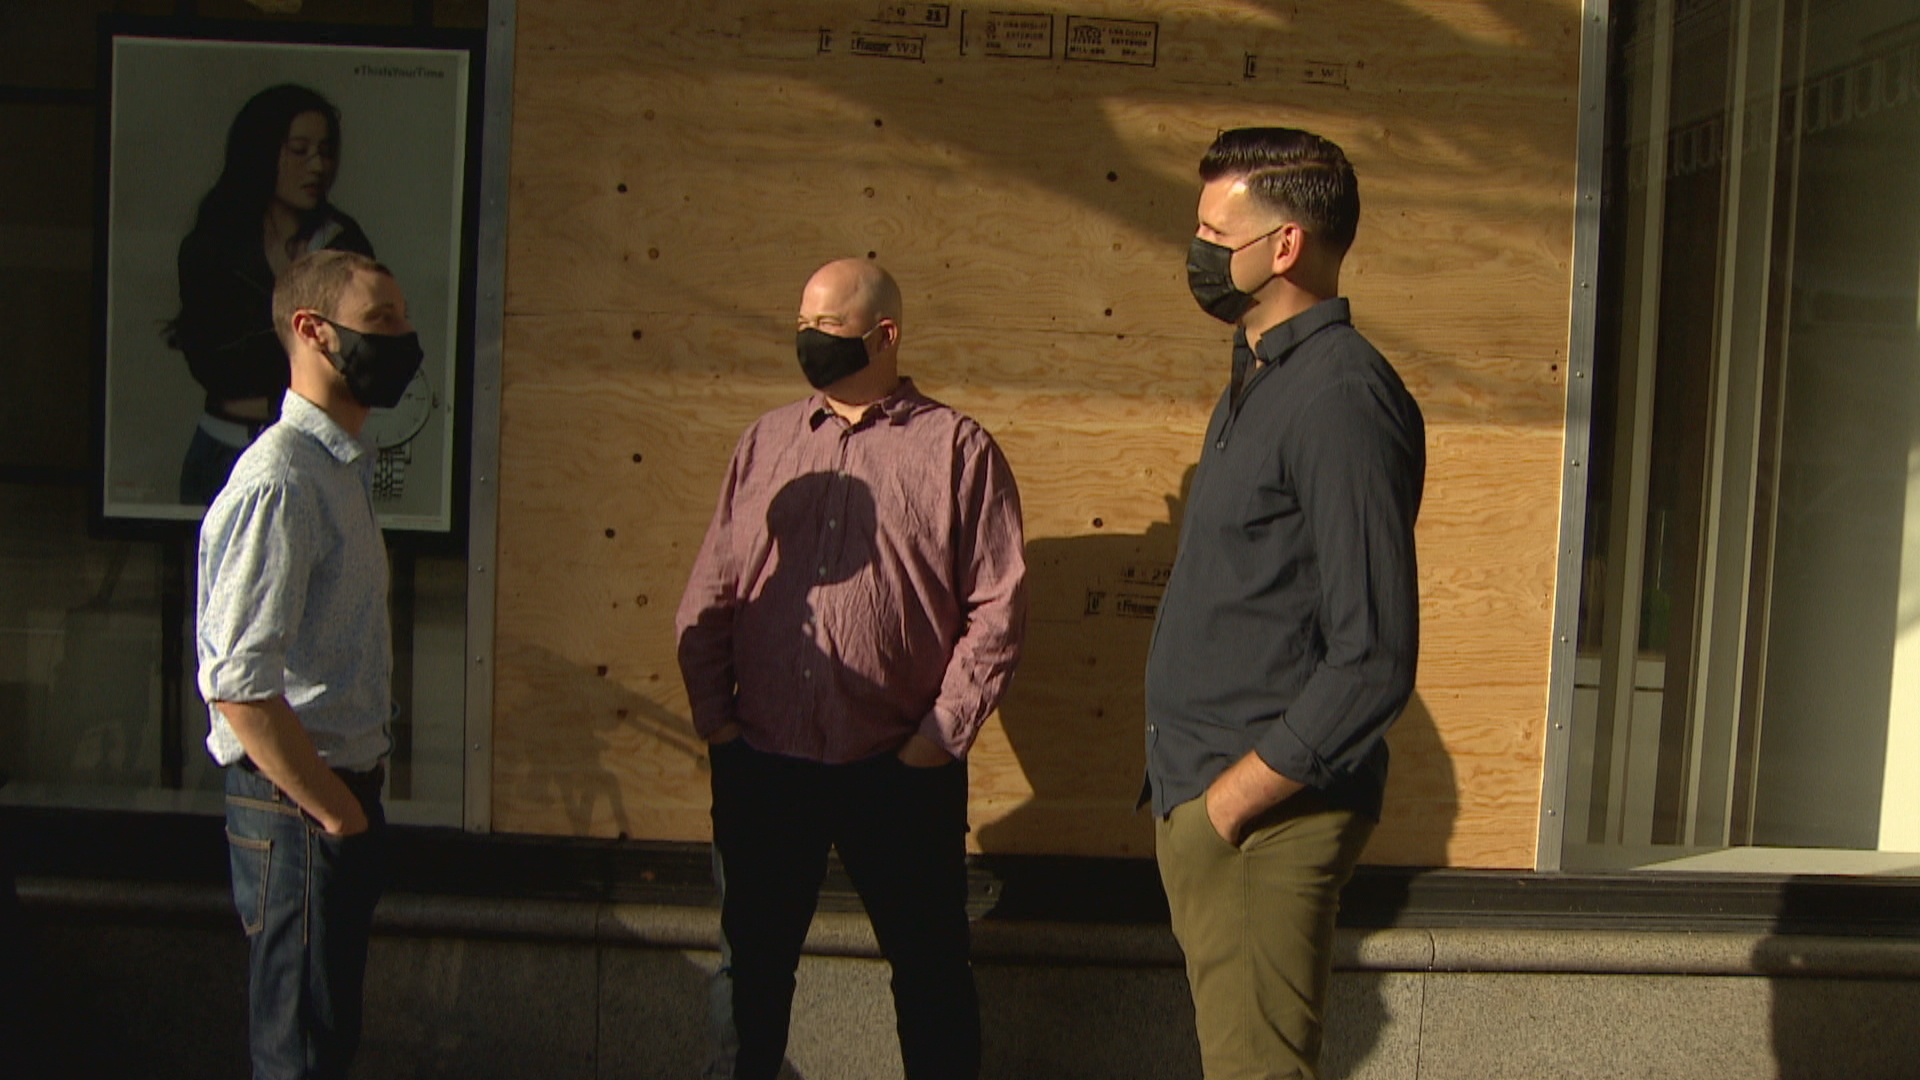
left=97, top=23, right=481, bottom=533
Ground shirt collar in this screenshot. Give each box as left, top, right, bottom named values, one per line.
left=280, top=390, right=370, bottom=465
left=807, top=377, right=928, bottom=430
left=1229, top=298, right=1352, bottom=406
left=1246, top=297, right=1352, bottom=367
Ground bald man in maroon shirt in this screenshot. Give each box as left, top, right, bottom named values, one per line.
left=676, top=258, right=1027, bottom=1080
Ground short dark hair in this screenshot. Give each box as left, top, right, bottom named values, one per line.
left=1199, top=127, right=1360, bottom=255
left=272, top=249, right=391, bottom=347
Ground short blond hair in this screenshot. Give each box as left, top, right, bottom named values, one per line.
left=272, top=249, right=392, bottom=348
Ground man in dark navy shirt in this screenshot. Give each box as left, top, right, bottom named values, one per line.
left=1145, top=127, right=1425, bottom=1080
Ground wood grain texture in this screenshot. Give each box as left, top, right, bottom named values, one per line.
left=492, top=0, right=1581, bottom=867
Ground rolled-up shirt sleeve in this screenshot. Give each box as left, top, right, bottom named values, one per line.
left=1253, top=378, right=1423, bottom=788
left=918, top=429, right=1028, bottom=757
left=197, top=481, right=313, bottom=706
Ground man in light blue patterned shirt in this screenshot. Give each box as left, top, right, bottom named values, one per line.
left=196, top=248, right=422, bottom=1080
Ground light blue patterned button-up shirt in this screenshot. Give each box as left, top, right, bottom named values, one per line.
left=196, top=391, right=393, bottom=772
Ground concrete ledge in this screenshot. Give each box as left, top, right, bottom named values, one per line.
left=1423, top=927, right=1920, bottom=977
left=26, top=876, right=1920, bottom=1079
left=24, top=875, right=1920, bottom=979
left=20, top=878, right=229, bottom=922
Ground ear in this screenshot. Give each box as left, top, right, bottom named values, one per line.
left=289, top=309, right=333, bottom=354
left=1269, top=222, right=1309, bottom=277
left=874, top=318, right=900, bottom=352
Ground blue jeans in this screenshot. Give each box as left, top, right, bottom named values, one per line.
left=225, top=764, right=387, bottom=1080
left=181, top=424, right=246, bottom=506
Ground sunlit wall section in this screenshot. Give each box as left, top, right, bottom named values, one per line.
left=493, top=0, right=1583, bottom=867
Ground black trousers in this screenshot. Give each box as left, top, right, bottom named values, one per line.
left=709, top=739, right=979, bottom=1080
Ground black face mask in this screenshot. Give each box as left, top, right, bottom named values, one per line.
left=795, top=324, right=879, bottom=390
left=322, top=318, right=425, bottom=410
left=1186, top=227, right=1281, bottom=324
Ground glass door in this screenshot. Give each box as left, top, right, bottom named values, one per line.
left=1567, top=0, right=1920, bottom=871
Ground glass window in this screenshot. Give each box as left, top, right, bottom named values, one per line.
left=2, top=28, right=474, bottom=824
left=1568, top=0, right=1920, bottom=871
left=0, top=480, right=469, bottom=825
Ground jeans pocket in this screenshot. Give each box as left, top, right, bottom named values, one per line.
left=225, top=829, right=272, bottom=936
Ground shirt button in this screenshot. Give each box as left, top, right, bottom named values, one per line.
left=827, top=519, right=837, bottom=529
left=1147, top=723, right=1157, bottom=734
left=1215, top=439, right=1226, bottom=450
left=817, top=565, right=828, bottom=578
left=802, top=670, right=812, bottom=680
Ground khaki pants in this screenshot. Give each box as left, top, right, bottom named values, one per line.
left=1155, top=791, right=1375, bottom=1080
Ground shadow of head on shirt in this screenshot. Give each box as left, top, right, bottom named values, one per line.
left=765, top=468, right=880, bottom=591
left=677, top=469, right=900, bottom=761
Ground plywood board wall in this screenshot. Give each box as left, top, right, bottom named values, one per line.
left=493, top=0, right=1579, bottom=868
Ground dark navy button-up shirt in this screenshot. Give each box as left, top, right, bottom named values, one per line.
left=1144, top=298, right=1425, bottom=820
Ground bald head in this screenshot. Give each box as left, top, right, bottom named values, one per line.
left=796, top=258, right=905, bottom=407
left=802, top=258, right=903, bottom=328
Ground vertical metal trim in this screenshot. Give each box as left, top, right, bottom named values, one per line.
left=1683, top=0, right=1787, bottom=847
left=1734, top=0, right=1811, bottom=846
left=1593, top=0, right=1674, bottom=848
left=1538, top=0, right=1614, bottom=871
left=463, top=0, right=516, bottom=833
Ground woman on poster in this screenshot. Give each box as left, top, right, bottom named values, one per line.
left=169, top=83, right=375, bottom=505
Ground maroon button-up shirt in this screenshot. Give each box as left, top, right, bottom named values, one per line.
left=675, top=378, right=1027, bottom=763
